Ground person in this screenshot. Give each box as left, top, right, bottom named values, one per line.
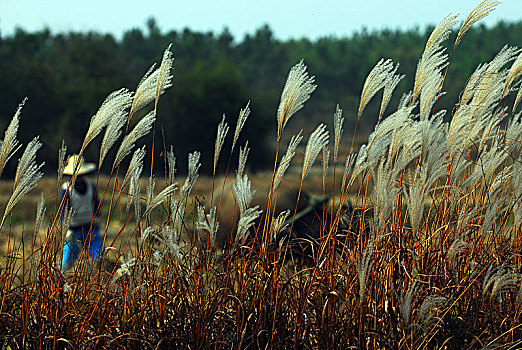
left=59, top=155, right=104, bottom=272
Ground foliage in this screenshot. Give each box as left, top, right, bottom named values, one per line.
left=1, top=3, right=522, bottom=348
left=1, top=19, right=522, bottom=173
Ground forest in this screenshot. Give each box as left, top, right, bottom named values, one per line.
left=1, top=18, right=521, bottom=174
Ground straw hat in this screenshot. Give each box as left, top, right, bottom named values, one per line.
left=63, top=155, right=96, bottom=175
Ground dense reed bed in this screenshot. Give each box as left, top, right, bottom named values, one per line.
left=1, top=1, right=522, bottom=348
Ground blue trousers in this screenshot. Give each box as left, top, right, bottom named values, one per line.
left=61, top=226, right=103, bottom=271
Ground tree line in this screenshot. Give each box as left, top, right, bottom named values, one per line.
left=0, top=19, right=521, bottom=175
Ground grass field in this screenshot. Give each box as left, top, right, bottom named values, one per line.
left=1, top=1, right=522, bottom=348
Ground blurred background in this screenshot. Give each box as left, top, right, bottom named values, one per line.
left=0, top=0, right=521, bottom=175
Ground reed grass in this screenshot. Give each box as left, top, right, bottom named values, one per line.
left=1, top=1, right=522, bottom=348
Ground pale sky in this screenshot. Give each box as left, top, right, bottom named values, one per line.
left=0, top=1, right=520, bottom=41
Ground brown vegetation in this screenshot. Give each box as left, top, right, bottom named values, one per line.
left=1, top=1, right=522, bottom=348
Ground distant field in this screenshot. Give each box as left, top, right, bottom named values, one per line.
left=0, top=166, right=356, bottom=261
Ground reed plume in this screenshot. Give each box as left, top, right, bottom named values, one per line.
left=276, top=60, right=316, bottom=139
left=274, top=131, right=303, bottom=191
left=0, top=98, right=25, bottom=178
left=412, top=14, right=458, bottom=104
left=321, top=146, right=329, bottom=191
left=333, top=105, right=344, bottom=163
left=232, top=173, right=255, bottom=215
left=418, top=295, right=447, bottom=329
left=504, top=51, right=522, bottom=93
left=34, top=192, right=46, bottom=235
left=57, top=141, right=67, bottom=185
left=400, top=281, right=419, bottom=326
left=232, top=101, right=250, bottom=151
left=358, top=59, right=394, bottom=117
left=167, top=145, right=176, bottom=185
left=302, top=124, right=329, bottom=182
left=143, top=182, right=178, bottom=219
left=237, top=141, right=249, bottom=177
left=379, top=64, right=404, bottom=123
left=357, top=233, right=375, bottom=303
left=155, top=44, right=174, bottom=111
left=122, top=146, right=146, bottom=192
left=455, top=0, right=502, bottom=47
left=99, top=89, right=133, bottom=168
left=2, top=137, right=44, bottom=228
left=271, top=209, right=290, bottom=242
left=196, top=206, right=219, bottom=245
left=235, top=206, right=262, bottom=246
left=81, top=89, right=131, bottom=156
left=113, top=111, right=156, bottom=170
left=213, top=114, right=229, bottom=175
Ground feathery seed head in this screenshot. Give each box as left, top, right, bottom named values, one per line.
left=35, top=192, right=46, bottom=235
left=196, top=206, right=219, bottom=244
left=113, top=111, right=156, bottom=170
left=130, top=170, right=142, bottom=223
left=473, top=46, right=519, bottom=111
left=277, top=60, right=316, bottom=139
left=420, top=71, right=445, bottom=121
left=99, top=89, right=133, bottom=168
left=403, top=174, right=428, bottom=234
left=302, top=124, right=329, bottom=181
left=2, top=139, right=44, bottom=228
left=447, top=237, right=469, bottom=268
left=333, top=105, right=344, bottom=162
left=357, top=233, right=375, bottom=303
left=143, top=182, right=178, bottom=218
left=187, top=151, right=201, bottom=184
left=57, top=141, right=67, bottom=184
left=232, top=173, right=256, bottom=215
left=82, top=89, right=132, bottom=155
left=272, top=210, right=291, bottom=242
left=504, top=52, right=522, bottom=94
left=0, top=98, right=25, bottom=178
left=514, top=87, right=522, bottom=112
left=122, top=146, right=146, bottom=192
left=400, top=282, right=419, bottom=326
left=169, top=152, right=200, bottom=234
left=322, top=146, right=330, bottom=191
left=237, top=141, right=249, bottom=177
left=129, top=64, right=159, bottom=121
left=342, top=153, right=356, bottom=192
left=412, top=14, right=458, bottom=104
left=483, top=264, right=519, bottom=300
left=425, top=13, right=459, bottom=52
left=274, top=130, right=303, bottom=191
left=167, top=145, right=176, bottom=185
left=112, top=255, right=137, bottom=285
left=61, top=208, right=74, bottom=237
left=372, top=160, right=400, bottom=227
left=146, top=177, right=155, bottom=210
left=162, top=225, right=183, bottom=262
left=213, top=114, right=229, bottom=175
left=235, top=206, right=262, bottom=246
left=232, top=101, right=250, bottom=150
left=358, top=59, right=395, bottom=117
left=15, top=136, right=42, bottom=189
left=379, top=64, right=404, bottom=123
left=419, top=295, right=448, bottom=328
left=456, top=0, right=501, bottom=47
left=174, top=151, right=201, bottom=220
left=155, top=44, right=174, bottom=110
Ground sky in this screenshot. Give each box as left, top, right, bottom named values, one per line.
left=0, top=1, right=520, bottom=41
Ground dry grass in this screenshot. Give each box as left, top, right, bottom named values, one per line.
left=1, top=2, right=522, bottom=348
